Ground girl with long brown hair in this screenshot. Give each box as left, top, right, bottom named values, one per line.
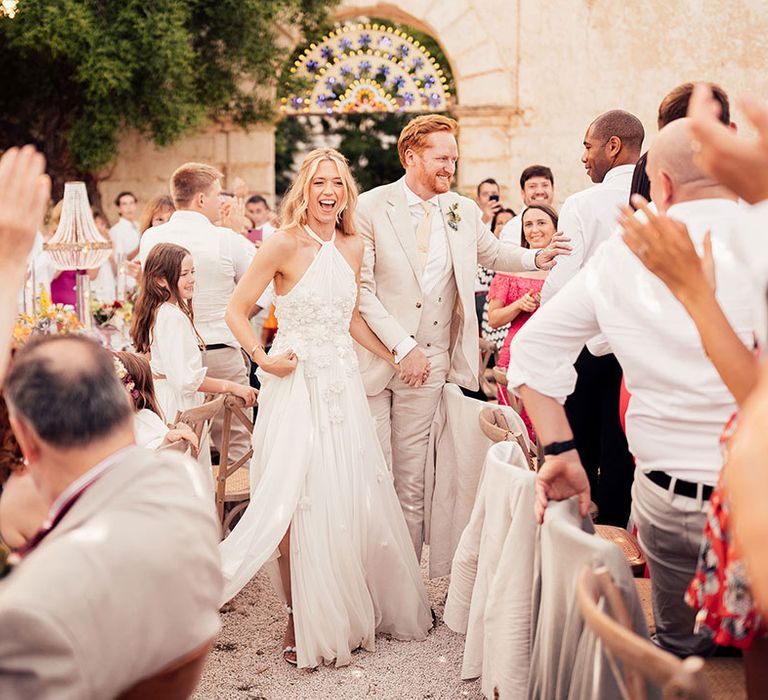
left=130, top=243, right=255, bottom=428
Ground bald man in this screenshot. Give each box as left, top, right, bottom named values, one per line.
left=507, top=118, right=754, bottom=656
left=539, top=109, right=644, bottom=527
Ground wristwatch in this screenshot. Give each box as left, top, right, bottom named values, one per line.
left=542, top=439, right=577, bottom=456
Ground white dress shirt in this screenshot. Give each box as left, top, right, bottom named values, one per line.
left=499, top=212, right=524, bottom=246
left=541, top=164, right=635, bottom=303
left=139, top=210, right=256, bottom=347
left=731, top=199, right=768, bottom=345
left=508, top=199, right=756, bottom=484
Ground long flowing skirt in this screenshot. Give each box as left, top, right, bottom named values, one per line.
left=219, top=357, right=432, bottom=668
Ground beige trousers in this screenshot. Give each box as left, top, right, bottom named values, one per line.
left=201, top=346, right=252, bottom=468
left=368, top=351, right=450, bottom=561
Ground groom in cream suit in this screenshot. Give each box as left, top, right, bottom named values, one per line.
left=355, top=115, right=569, bottom=557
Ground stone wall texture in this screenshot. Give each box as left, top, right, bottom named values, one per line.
left=100, top=0, right=768, bottom=220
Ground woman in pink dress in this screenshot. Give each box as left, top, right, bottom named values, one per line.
left=487, top=204, right=558, bottom=441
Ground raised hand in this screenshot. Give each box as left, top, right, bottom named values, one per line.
left=619, top=196, right=715, bottom=301
left=688, top=83, right=768, bottom=204
left=534, top=232, right=572, bottom=270
left=0, top=146, right=50, bottom=270
left=534, top=450, right=591, bottom=524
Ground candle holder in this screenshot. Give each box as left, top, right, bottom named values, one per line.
left=43, top=182, right=112, bottom=328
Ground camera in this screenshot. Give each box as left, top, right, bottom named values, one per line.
left=489, top=194, right=500, bottom=202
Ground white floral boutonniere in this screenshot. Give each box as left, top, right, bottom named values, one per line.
left=446, top=202, right=462, bottom=231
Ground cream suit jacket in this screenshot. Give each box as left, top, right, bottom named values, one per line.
left=355, top=178, right=536, bottom=394
left=0, top=448, right=223, bottom=699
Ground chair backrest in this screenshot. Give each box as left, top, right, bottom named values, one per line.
left=528, top=499, right=650, bottom=700
left=214, top=393, right=256, bottom=526
left=116, top=641, right=212, bottom=700
left=174, top=395, right=226, bottom=448
left=478, top=407, right=536, bottom=470
left=577, top=565, right=711, bottom=700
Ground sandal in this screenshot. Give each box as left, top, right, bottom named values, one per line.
left=283, top=604, right=297, bottom=666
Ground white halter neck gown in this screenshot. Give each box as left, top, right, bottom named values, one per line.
left=219, top=226, right=432, bottom=668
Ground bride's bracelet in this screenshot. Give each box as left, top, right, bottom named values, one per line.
left=249, top=342, right=265, bottom=361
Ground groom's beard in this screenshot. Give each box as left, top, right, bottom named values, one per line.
left=428, top=171, right=453, bottom=194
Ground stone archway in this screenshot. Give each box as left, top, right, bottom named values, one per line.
left=333, top=1, right=522, bottom=196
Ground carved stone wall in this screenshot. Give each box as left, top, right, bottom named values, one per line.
left=100, top=0, right=768, bottom=221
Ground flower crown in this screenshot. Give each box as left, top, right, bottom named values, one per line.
left=112, top=355, right=140, bottom=401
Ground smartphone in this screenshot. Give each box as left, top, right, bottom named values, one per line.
left=489, top=194, right=500, bottom=202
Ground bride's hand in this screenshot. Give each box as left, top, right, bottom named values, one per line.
left=262, top=349, right=299, bottom=378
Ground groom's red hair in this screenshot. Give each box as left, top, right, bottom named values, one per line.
left=397, top=115, right=458, bottom=168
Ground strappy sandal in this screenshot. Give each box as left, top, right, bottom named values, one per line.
left=283, top=604, right=297, bottom=666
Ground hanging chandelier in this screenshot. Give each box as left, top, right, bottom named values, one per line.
left=1, top=0, right=19, bottom=19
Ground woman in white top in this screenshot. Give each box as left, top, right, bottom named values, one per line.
left=130, top=242, right=256, bottom=425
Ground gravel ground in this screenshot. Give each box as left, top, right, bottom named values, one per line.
left=194, top=548, right=482, bottom=700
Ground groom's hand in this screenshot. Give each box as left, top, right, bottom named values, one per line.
left=399, top=347, right=429, bottom=387
left=534, top=232, right=572, bottom=270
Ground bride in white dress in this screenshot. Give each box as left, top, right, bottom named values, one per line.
left=220, top=148, right=432, bottom=668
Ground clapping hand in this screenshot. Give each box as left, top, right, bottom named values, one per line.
left=619, top=195, right=716, bottom=300
left=534, top=232, right=572, bottom=270
left=516, top=292, right=539, bottom=313
left=535, top=450, right=591, bottom=524
left=688, top=83, right=768, bottom=204
left=220, top=196, right=249, bottom=234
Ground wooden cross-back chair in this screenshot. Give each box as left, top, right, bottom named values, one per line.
left=116, top=641, right=212, bottom=700
left=173, top=395, right=226, bottom=458
left=478, top=407, right=537, bottom=471
left=577, top=565, right=711, bottom=700
left=214, top=393, right=256, bottom=536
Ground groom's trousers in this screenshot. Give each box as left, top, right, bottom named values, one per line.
left=368, top=351, right=450, bottom=561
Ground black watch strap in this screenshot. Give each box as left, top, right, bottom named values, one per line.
left=542, top=439, right=577, bottom=456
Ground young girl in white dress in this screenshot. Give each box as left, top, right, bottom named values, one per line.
left=219, top=148, right=432, bottom=669
left=130, top=243, right=256, bottom=466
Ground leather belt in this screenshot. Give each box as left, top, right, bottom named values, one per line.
left=645, top=470, right=714, bottom=501
left=204, top=344, right=231, bottom=351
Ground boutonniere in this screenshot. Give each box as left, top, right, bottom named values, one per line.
left=446, top=202, right=461, bottom=230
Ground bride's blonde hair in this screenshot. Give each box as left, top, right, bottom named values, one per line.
left=280, top=148, right=358, bottom=236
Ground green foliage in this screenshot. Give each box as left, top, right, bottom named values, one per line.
left=0, top=0, right=333, bottom=195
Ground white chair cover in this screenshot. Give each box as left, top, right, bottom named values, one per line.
left=444, top=441, right=536, bottom=699
left=425, top=383, right=530, bottom=578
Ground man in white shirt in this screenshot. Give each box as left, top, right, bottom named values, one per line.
left=110, top=191, right=141, bottom=290
left=508, top=119, right=755, bottom=656
left=500, top=165, right=555, bottom=245
left=543, top=110, right=644, bottom=527
left=0, top=335, right=222, bottom=698
left=139, top=163, right=258, bottom=471
left=245, top=194, right=276, bottom=244
left=355, top=114, right=571, bottom=556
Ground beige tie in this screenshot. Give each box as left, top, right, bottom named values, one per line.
left=415, top=201, right=433, bottom=272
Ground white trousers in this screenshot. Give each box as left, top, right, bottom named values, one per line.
left=367, top=351, right=450, bottom=560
